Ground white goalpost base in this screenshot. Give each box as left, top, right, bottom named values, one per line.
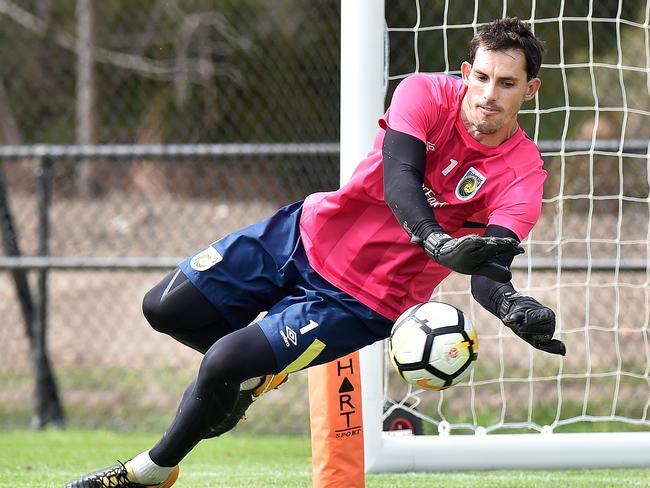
left=360, top=343, right=650, bottom=472
left=341, top=0, right=650, bottom=474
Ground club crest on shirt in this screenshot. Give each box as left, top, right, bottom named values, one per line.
left=455, top=167, right=486, bottom=201
left=190, top=245, right=223, bottom=271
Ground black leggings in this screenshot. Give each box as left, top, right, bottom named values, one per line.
left=142, top=268, right=278, bottom=466
left=142, top=268, right=231, bottom=353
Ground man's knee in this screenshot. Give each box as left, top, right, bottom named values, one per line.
left=198, top=340, right=240, bottom=389
left=142, top=287, right=175, bottom=333
left=197, top=325, right=278, bottom=390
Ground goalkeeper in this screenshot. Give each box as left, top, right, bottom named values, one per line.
left=64, top=17, right=563, bottom=488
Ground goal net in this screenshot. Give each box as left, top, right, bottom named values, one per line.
left=346, top=0, right=650, bottom=472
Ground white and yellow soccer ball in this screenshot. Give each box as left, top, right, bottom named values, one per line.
left=389, top=301, right=479, bottom=390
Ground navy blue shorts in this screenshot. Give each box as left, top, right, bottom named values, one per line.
left=178, top=201, right=392, bottom=373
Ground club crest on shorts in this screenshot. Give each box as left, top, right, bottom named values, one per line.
left=190, top=245, right=223, bottom=271
left=455, top=167, right=486, bottom=201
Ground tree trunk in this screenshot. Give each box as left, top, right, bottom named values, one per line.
left=75, top=0, right=96, bottom=197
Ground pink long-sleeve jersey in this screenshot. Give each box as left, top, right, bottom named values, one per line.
left=300, top=73, right=546, bottom=321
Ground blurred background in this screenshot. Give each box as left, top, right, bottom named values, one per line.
left=0, top=1, right=648, bottom=435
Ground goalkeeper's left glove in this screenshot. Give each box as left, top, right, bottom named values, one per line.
left=498, top=292, right=566, bottom=356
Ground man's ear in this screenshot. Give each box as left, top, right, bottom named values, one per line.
left=461, top=61, right=472, bottom=84
left=524, top=77, right=541, bottom=101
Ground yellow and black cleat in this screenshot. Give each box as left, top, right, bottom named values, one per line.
left=63, top=460, right=179, bottom=488
left=251, top=373, right=289, bottom=398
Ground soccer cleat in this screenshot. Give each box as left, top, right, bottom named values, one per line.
left=63, top=460, right=179, bottom=488
left=206, top=373, right=288, bottom=438
left=250, top=372, right=289, bottom=397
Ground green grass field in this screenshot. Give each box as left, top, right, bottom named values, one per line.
left=1, top=429, right=649, bottom=487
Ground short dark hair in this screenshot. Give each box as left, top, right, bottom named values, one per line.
left=469, top=17, right=544, bottom=80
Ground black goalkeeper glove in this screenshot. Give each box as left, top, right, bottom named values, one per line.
left=413, top=232, right=524, bottom=282
left=498, top=291, right=566, bottom=356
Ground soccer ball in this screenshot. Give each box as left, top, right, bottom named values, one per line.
left=389, top=301, right=479, bottom=390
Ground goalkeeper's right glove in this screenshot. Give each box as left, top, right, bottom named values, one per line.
left=412, top=232, right=524, bottom=283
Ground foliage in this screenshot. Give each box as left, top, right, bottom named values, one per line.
left=1, top=1, right=647, bottom=145
left=0, top=0, right=340, bottom=144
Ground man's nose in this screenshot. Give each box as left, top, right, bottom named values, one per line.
left=483, top=82, right=497, bottom=101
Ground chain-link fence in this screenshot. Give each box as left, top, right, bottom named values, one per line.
left=2, top=142, right=647, bottom=433
left=0, top=0, right=342, bottom=433
left=0, top=146, right=339, bottom=432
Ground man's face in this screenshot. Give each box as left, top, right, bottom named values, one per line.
left=461, top=46, right=540, bottom=138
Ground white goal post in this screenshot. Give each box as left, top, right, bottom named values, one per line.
left=342, top=0, right=650, bottom=473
